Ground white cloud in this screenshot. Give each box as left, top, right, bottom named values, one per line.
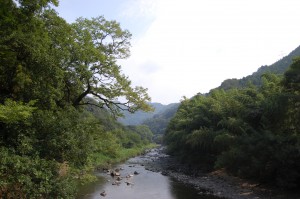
left=54, top=0, right=300, bottom=104
left=121, top=0, right=300, bottom=104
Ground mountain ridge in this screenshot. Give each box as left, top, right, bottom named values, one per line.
left=217, top=45, right=300, bottom=90
left=118, top=102, right=175, bottom=125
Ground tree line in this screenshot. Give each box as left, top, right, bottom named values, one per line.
left=0, top=0, right=153, bottom=198
left=164, top=59, right=300, bottom=189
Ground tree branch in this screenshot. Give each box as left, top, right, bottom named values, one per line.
left=73, top=81, right=91, bottom=106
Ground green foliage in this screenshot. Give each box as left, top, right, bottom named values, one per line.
left=142, top=103, right=179, bottom=135
left=117, top=102, right=179, bottom=144
left=0, top=147, right=76, bottom=198
left=0, top=1, right=154, bottom=197
left=165, top=62, right=300, bottom=188
left=31, top=108, right=99, bottom=167
left=68, top=16, right=152, bottom=115
left=126, top=125, right=153, bottom=145
left=0, top=99, right=36, bottom=124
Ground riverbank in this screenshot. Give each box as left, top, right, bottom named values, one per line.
left=141, top=147, right=300, bottom=199
left=75, top=144, right=157, bottom=185
left=77, top=146, right=215, bottom=199
left=88, top=143, right=157, bottom=169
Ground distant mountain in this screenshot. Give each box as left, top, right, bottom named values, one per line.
left=117, top=102, right=179, bottom=143
left=142, top=103, right=179, bottom=135
left=218, top=45, right=300, bottom=90
left=118, top=102, right=172, bottom=125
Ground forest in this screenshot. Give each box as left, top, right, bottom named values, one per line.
left=0, top=0, right=154, bottom=198
left=164, top=59, right=300, bottom=188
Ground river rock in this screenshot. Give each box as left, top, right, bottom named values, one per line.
left=100, top=191, right=106, bottom=197
left=116, top=176, right=122, bottom=181
left=125, top=181, right=134, bottom=186
left=112, top=181, right=121, bottom=186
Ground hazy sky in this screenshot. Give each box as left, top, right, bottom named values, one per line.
left=55, top=0, right=300, bottom=104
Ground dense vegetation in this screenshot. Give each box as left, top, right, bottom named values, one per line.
left=142, top=103, right=179, bottom=143
left=164, top=58, right=300, bottom=188
left=0, top=0, right=153, bottom=198
left=118, top=102, right=179, bottom=143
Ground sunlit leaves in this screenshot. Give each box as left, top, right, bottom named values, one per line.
left=68, top=16, right=151, bottom=115
left=0, top=99, right=36, bottom=124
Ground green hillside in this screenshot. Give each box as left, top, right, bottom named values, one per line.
left=118, top=102, right=170, bottom=125
left=142, top=103, right=179, bottom=134
left=164, top=49, right=300, bottom=189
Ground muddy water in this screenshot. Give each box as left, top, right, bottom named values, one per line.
left=77, top=149, right=221, bottom=199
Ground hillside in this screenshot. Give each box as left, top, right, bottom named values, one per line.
left=118, top=102, right=170, bottom=125
left=142, top=103, right=179, bottom=135
left=218, top=45, right=300, bottom=90
left=164, top=51, right=300, bottom=189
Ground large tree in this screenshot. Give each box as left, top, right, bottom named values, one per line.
left=0, top=0, right=152, bottom=114
left=0, top=2, right=154, bottom=197
left=65, top=16, right=152, bottom=115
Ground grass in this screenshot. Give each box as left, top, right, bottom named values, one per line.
left=74, top=143, right=157, bottom=192
left=88, top=143, right=157, bottom=169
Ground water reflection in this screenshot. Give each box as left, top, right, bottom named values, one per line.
left=77, top=162, right=222, bottom=199
left=77, top=148, right=224, bottom=199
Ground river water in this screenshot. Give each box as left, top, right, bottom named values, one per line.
left=77, top=149, right=221, bottom=199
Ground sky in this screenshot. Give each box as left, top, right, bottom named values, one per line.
left=55, top=0, right=300, bottom=104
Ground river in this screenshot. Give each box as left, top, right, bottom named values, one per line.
left=77, top=148, right=222, bottom=199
